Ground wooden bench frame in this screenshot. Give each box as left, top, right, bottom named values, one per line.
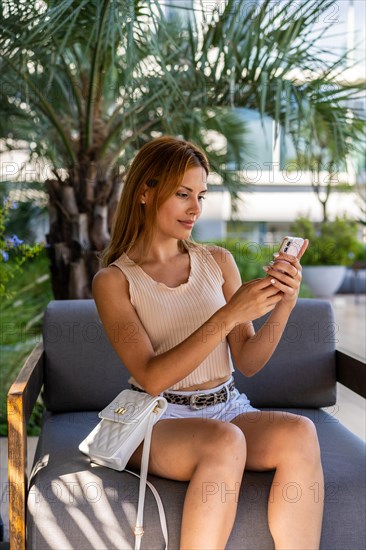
left=7, top=342, right=366, bottom=550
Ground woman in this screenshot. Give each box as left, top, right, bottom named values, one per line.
left=93, top=136, right=324, bottom=550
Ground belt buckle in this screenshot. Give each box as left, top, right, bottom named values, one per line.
left=189, top=393, right=208, bottom=410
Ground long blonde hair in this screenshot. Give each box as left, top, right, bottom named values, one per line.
left=101, top=136, right=209, bottom=267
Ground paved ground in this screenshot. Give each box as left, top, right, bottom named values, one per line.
left=1, top=294, right=365, bottom=543
left=322, top=294, right=366, bottom=440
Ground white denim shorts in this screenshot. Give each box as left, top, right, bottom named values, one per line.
left=159, top=377, right=258, bottom=423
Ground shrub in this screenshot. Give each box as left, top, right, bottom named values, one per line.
left=290, top=217, right=364, bottom=266
left=0, top=199, right=44, bottom=297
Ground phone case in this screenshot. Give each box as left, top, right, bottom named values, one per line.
left=279, top=236, right=304, bottom=258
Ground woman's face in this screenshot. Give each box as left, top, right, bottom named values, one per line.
left=153, top=166, right=208, bottom=241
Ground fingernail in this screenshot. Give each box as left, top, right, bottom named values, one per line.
left=273, top=253, right=280, bottom=258
left=271, top=279, right=276, bottom=284
left=262, top=266, right=269, bottom=272
left=269, top=261, right=275, bottom=266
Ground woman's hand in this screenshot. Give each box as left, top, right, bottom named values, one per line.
left=225, top=277, right=284, bottom=325
left=262, top=239, right=309, bottom=307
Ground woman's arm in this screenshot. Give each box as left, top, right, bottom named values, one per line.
left=92, top=262, right=283, bottom=395
left=211, top=242, right=308, bottom=377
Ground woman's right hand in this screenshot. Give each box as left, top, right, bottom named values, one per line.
left=225, top=277, right=283, bottom=325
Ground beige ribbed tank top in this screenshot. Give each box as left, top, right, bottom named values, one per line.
left=111, top=243, right=234, bottom=390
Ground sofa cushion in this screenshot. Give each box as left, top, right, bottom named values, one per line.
left=27, top=409, right=365, bottom=550
left=42, top=299, right=336, bottom=412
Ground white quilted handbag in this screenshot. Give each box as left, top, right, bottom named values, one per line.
left=79, top=389, right=168, bottom=550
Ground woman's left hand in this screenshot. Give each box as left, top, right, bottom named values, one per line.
left=262, top=239, right=309, bottom=307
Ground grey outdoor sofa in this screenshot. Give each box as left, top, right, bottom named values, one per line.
left=7, top=298, right=366, bottom=549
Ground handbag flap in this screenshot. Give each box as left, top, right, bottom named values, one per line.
left=98, top=389, right=167, bottom=424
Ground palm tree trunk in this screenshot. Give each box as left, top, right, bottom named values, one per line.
left=45, top=175, right=116, bottom=299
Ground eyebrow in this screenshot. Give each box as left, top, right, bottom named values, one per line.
left=181, top=185, right=208, bottom=193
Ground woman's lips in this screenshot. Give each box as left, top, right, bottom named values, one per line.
left=178, top=220, right=195, bottom=229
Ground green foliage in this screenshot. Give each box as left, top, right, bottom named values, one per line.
left=0, top=0, right=252, bottom=195
left=290, top=217, right=364, bottom=266
left=0, top=200, right=44, bottom=298
left=0, top=252, right=52, bottom=436
left=210, top=239, right=274, bottom=281
left=1, top=0, right=365, bottom=191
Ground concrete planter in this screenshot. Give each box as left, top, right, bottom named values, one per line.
left=302, top=265, right=347, bottom=297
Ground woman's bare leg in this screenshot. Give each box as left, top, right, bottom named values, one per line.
left=128, top=418, right=247, bottom=549
left=231, top=411, right=324, bottom=550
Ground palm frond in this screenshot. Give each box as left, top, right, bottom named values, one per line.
left=1, top=0, right=365, bottom=196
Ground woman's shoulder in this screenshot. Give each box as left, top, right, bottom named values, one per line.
left=189, top=242, right=239, bottom=284
left=92, top=265, right=129, bottom=296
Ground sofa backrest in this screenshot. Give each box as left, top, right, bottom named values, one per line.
left=248, top=299, right=337, bottom=407
left=42, top=298, right=336, bottom=412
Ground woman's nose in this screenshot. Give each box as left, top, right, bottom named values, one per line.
left=187, top=197, right=201, bottom=214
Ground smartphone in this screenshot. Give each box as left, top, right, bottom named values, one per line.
left=278, top=236, right=304, bottom=258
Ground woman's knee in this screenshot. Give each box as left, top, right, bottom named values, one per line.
left=201, top=421, right=247, bottom=468
left=285, top=415, right=321, bottom=465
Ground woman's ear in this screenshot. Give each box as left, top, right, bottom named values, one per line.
left=140, top=184, right=150, bottom=205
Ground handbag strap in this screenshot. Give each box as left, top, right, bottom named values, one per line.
left=125, top=409, right=168, bottom=550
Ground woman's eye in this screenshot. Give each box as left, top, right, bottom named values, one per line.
left=176, top=192, right=206, bottom=202
left=176, top=193, right=206, bottom=200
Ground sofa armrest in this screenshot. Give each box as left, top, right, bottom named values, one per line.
left=336, top=347, right=366, bottom=399
left=7, top=342, right=44, bottom=550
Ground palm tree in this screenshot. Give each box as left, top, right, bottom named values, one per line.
left=1, top=0, right=364, bottom=298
